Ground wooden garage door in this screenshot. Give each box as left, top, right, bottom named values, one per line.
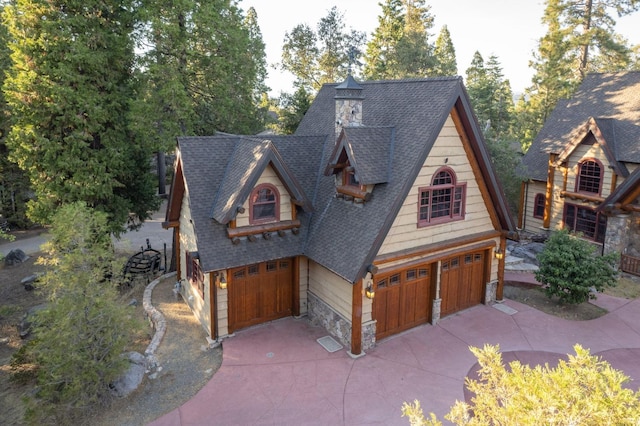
left=373, top=264, right=434, bottom=340
left=228, top=259, right=293, bottom=333
left=440, top=251, right=485, bottom=317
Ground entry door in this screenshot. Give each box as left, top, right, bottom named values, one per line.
left=373, top=264, right=433, bottom=340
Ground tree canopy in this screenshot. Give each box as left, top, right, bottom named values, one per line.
left=3, top=0, right=158, bottom=234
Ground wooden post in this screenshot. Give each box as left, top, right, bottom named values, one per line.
left=351, top=280, right=363, bottom=356
left=496, top=236, right=506, bottom=301
left=517, top=181, right=526, bottom=229
left=292, top=257, right=300, bottom=316
left=543, top=154, right=557, bottom=229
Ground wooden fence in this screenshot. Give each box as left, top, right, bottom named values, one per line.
left=621, top=253, right=640, bottom=277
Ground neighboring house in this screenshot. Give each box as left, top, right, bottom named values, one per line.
left=163, top=76, right=516, bottom=356
left=518, top=72, right=640, bottom=263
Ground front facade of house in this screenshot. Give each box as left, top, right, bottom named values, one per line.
left=518, top=72, right=640, bottom=262
left=164, top=76, right=516, bottom=355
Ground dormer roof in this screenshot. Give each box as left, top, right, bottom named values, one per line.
left=210, top=137, right=313, bottom=224
left=554, top=117, right=629, bottom=178
left=324, top=126, right=395, bottom=185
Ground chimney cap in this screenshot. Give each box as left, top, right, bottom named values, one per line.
left=336, top=75, right=362, bottom=90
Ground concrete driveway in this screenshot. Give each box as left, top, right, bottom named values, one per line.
left=149, top=285, right=640, bottom=426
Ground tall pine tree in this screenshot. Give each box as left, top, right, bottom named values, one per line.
left=432, top=25, right=458, bottom=77
left=3, top=0, right=158, bottom=233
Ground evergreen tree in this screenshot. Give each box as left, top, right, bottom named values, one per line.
left=465, top=52, right=514, bottom=141
left=393, top=0, right=435, bottom=78
left=0, top=7, right=31, bottom=228
left=281, top=6, right=366, bottom=93
left=3, top=0, right=158, bottom=234
left=464, top=52, right=519, bottom=216
left=21, top=202, right=143, bottom=422
left=432, top=25, right=457, bottom=77
left=136, top=0, right=268, bottom=140
left=362, top=0, right=404, bottom=80
left=516, top=0, right=639, bottom=151
left=277, top=86, right=312, bottom=135
left=363, top=0, right=438, bottom=79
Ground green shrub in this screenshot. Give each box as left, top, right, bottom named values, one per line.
left=535, top=229, right=619, bottom=304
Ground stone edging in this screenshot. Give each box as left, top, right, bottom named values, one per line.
left=142, top=271, right=176, bottom=361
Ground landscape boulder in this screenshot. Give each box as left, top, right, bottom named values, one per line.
left=110, top=351, right=147, bottom=398
left=4, top=248, right=29, bottom=266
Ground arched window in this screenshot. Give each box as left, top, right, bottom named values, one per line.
left=249, top=184, right=279, bottom=224
left=576, top=159, right=603, bottom=195
left=533, top=193, right=545, bottom=219
left=418, top=168, right=466, bottom=226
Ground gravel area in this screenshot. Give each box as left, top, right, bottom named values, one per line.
left=90, top=274, right=223, bottom=426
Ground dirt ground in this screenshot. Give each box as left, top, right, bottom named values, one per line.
left=504, top=275, right=640, bottom=321
left=0, top=244, right=222, bottom=426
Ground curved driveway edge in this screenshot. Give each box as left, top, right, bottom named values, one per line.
left=149, top=287, right=640, bottom=426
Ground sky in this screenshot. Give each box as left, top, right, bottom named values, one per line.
left=239, top=0, right=640, bottom=97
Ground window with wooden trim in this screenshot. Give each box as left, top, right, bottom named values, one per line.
left=563, top=203, right=607, bottom=243
left=343, top=163, right=360, bottom=188
left=576, top=159, right=603, bottom=195
left=185, top=250, right=204, bottom=299
left=533, top=193, right=545, bottom=219
left=418, top=168, right=466, bottom=226
left=249, top=183, right=279, bottom=225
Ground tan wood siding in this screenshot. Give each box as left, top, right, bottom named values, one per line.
left=378, top=115, right=494, bottom=256
left=547, top=143, right=612, bottom=232
left=179, top=193, right=212, bottom=336
left=236, top=165, right=293, bottom=227
left=522, top=181, right=547, bottom=233
left=308, top=261, right=353, bottom=320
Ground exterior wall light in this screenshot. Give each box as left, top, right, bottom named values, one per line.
left=495, top=248, right=504, bottom=260
left=217, top=272, right=227, bottom=290
left=365, top=284, right=375, bottom=299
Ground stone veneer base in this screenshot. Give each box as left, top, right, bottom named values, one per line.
left=307, top=292, right=376, bottom=352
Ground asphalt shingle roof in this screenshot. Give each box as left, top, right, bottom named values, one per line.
left=519, top=72, right=640, bottom=181
left=176, top=77, right=515, bottom=282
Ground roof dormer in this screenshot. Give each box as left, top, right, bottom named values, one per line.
left=325, top=126, right=395, bottom=204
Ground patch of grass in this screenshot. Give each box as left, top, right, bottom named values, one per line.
left=604, top=276, right=640, bottom=299
left=0, top=305, right=21, bottom=318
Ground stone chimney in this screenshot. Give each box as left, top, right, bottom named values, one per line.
left=334, top=75, right=363, bottom=141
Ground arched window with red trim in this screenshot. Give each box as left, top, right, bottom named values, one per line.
left=249, top=183, right=280, bottom=224
left=418, top=167, right=466, bottom=226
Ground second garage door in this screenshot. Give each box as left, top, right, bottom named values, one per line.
left=440, top=251, right=486, bottom=317
left=373, top=264, right=434, bottom=340
left=228, top=259, right=293, bottom=333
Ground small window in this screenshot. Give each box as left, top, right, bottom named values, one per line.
left=186, top=251, right=204, bottom=299
left=406, top=269, right=417, bottom=281
left=249, top=184, right=280, bottom=224
left=533, top=193, right=545, bottom=219
left=418, top=167, right=466, bottom=226
left=377, top=278, right=388, bottom=289
left=248, top=264, right=259, bottom=275
left=266, top=261, right=277, bottom=272
left=418, top=268, right=429, bottom=278
left=389, top=274, right=400, bottom=286
left=576, top=159, right=603, bottom=195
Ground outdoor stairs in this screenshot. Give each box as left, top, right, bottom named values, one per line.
left=504, top=251, right=539, bottom=274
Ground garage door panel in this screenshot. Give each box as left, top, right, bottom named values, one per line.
left=229, top=259, right=293, bottom=333
left=374, top=265, right=433, bottom=340
left=441, top=251, right=485, bottom=318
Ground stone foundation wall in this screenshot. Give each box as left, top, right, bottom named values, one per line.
left=604, top=214, right=632, bottom=256
left=307, top=292, right=376, bottom=352
left=485, top=280, right=498, bottom=304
